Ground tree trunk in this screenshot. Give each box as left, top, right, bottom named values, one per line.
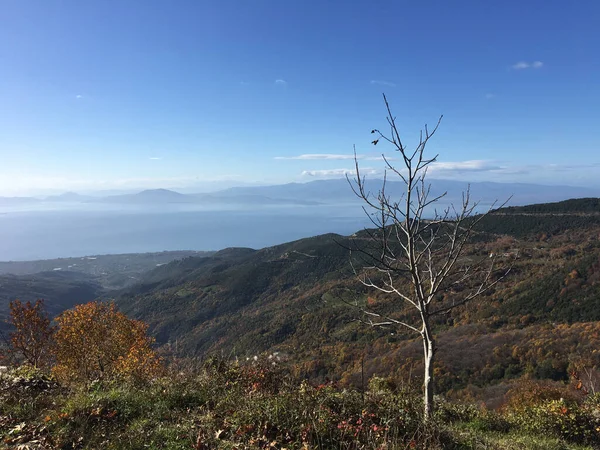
left=423, top=333, right=435, bottom=420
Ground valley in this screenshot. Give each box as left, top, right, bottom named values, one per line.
left=0, top=250, right=211, bottom=333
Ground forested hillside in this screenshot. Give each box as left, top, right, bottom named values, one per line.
left=0, top=271, right=103, bottom=333
left=109, top=198, right=600, bottom=403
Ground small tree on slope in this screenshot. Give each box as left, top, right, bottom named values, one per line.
left=8, top=299, right=55, bottom=369
left=52, top=301, right=162, bottom=384
left=347, top=94, right=511, bottom=420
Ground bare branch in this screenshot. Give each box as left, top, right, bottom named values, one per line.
left=341, top=95, right=511, bottom=420
left=337, top=294, right=421, bottom=335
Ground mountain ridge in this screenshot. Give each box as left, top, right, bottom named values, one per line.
left=1, top=179, right=599, bottom=207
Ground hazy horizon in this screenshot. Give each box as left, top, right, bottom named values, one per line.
left=1, top=176, right=598, bottom=261
left=3, top=177, right=600, bottom=199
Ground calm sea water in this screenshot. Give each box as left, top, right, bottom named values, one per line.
left=0, top=203, right=372, bottom=261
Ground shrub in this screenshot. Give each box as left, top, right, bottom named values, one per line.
left=503, top=380, right=577, bottom=410
left=7, top=299, right=55, bottom=369
left=52, top=301, right=162, bottom=384
left=507, top=398, right=600, bottom=445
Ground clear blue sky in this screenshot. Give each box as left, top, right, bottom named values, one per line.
left=1, top=0, right=599, bottom=195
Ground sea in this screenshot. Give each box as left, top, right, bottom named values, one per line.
left=0, top=202, right=372, bottom=261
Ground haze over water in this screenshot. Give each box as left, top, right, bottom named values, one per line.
left=0, top=203, right=371, bottom=261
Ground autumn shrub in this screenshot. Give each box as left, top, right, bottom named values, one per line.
left=52, top=301, right=162, bottom=385
left=506, top=398, right=600, bottom=445
left=502, top=381, right=600, bottom=444
left=7, top=299, right=55, bottom=369
left=187, top=358, right=431, bottom=449
left=503, top=379, right=578, bottom=410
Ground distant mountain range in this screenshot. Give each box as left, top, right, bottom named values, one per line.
left=219, top=179, right=600, bottom=207
left=0, top=196, right=42, bottom=206
left=44, top=192, right=94, bottom=202
left=1, top=179, right=599, bottom=208
left=87, top=188, right=321, bottom=206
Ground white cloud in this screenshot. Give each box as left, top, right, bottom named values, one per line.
left=75, top=94, right=83, bottom=99
left=275, top=79, right=287, bottom=86
left=296, top=160, right=509, bottom=181
left=276, top=153, right=391, bottom=161
left=301, top=168, right=379, bottom=178
left=429, top=160, right=505, bottom=173
left=424, top=160, right=600, bottom=179
left=511, top=61, right=544, bottom=70
left=149, top=157, right=162, bottom=160
left=431, top=160, right=493, bottom=171
left=512, top=62, right=529, bottom=70
left=370, top=80, right=396, bottom=87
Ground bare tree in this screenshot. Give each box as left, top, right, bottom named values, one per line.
left=346, top=94, right=510, bottom=420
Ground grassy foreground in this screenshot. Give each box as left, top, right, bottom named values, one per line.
left=1, top=359, right=599, bottom=450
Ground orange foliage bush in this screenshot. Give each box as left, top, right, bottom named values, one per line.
left=52, top=301, right=162, bottom=384
left=503, top=379, right=581, bottom=411
left=8, top=299, right=55, bottom=369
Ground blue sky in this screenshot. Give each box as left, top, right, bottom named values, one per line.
left=0, top=0, right=599, bottom=195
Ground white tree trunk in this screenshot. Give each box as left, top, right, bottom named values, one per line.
left=423, top=334, right=435, bottom=420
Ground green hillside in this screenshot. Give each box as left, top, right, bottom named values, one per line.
left=0, top=271, right=104, bottom=332
left=115, top=233, right=357, bottom=354
left=107, top=198, right=600, bottom=402
left=498, top=197, right=600, bottom=214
